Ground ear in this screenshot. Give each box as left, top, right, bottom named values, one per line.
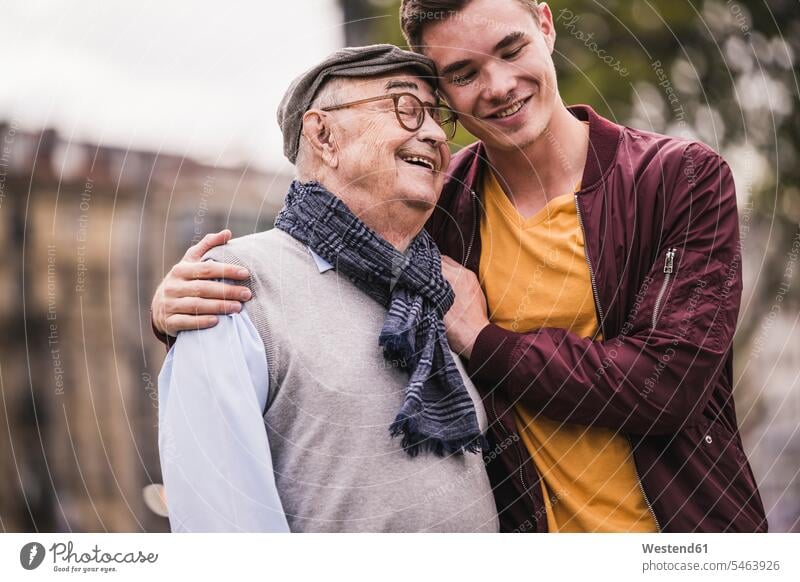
left=537, top=3, right=557, bottom=54
left=301, top=110, right=339, bottom=168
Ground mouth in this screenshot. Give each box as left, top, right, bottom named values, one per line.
left=485, top=94, right=533, bottom=120
left=398, top=152, right=438, bottom=172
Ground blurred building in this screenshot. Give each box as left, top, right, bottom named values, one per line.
left=0, top=121, right=291, bottom=532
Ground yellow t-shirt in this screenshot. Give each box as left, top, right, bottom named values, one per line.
left=479, top=168, right=658, bottom=533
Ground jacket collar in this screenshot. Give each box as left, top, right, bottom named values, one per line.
left=571, top=104, right=624, bottom=192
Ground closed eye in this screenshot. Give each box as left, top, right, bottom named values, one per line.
left=503, top=44, right=527, bottom=60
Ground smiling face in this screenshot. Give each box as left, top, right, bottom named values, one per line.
left=417, top=0, right=558, bottom=152
left=314, top=72, right=451, bottom=219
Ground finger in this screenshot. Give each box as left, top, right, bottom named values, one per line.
left=183, top=230, right=232, bottom=261
left=441, top=262, right=458, bottom=281
left=175, top=280, right=252, bottom=301
left=164, top=314, right=219, bottom=335
left=151, top=307, right=170, bottom=337
left=172, top=261, right=249, bottom=281
left=440, top=256, right=463, bottom=276
left=168, top=298, right=243, bottom=316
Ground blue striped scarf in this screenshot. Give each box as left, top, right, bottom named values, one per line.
left=275, top=180, right=487, bottom=457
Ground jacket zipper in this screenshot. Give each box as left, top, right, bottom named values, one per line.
left=628, top=435, right=663, bottom=532
left=573, top=195, right=606, bottom=338
left=466, top=186, right=539, bottom=528
left=575, top=193, right=662, bottom=532
left=651, top=248, right=677, bottom=329
left=462, top=190, right=478, bottom=267
left=490, top=392, right=538, bottom=526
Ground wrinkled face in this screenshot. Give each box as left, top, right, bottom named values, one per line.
left=323, top=73, right=451, bottom=214
left=421, top=0, right=558, bottom=152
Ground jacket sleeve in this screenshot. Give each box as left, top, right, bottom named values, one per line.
left=467, top=143, right=742, bottom=435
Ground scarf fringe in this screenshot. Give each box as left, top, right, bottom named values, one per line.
left=390, top=415, right=489, bottom=457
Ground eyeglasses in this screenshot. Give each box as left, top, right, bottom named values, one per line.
left=321, top=92, right=458, bottom=140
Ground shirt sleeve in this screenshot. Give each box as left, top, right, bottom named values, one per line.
left=157, top=306, right=290, bottom=532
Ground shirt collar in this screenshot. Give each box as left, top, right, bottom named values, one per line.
left=308, top=247, right=334, bottom=273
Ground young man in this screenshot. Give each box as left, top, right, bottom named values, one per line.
left=151, top=0, right=766, bottom=532
left=158, top=44, right=498, bottom=532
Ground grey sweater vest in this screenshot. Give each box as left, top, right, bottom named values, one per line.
left=205, top=229, right=498, bottom=532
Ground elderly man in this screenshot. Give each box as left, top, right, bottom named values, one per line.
left=157, top=45, right=499, bottom=532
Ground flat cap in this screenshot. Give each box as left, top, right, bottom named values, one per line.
left=277, top=44, right=437, bottom=163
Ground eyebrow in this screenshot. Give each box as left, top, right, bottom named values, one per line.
left=438, top=31, right=528, bottom=77
left=384, top=79, right=419, bottom=91
left=496, top=31, right=527, bottom=51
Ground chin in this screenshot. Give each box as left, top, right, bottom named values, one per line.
left=410, top=200, right=436, bottom=212
left=404, top=197, right=437, bottom=211
left=483, top=118, right=548, bottom=153
left=400, top=188, right=439, bottom=210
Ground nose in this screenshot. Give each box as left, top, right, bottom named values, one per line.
left=414, top=112, right=450, bottom=171
left=416, top=109, right=448, bottom=147
left=482, top=61, right=517, bottom=103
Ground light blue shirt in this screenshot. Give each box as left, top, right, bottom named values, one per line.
left=157, top=249, right=334, bottom=532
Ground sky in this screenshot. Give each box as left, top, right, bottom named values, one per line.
left=0, top=0, right=345, bottom=172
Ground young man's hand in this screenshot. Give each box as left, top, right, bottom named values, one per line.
left=440, top=255, right=490, bottom=359
left=151, top=230, right=252, bottom=336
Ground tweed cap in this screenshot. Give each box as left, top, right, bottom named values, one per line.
left=277, top=44, right=437, bottom=163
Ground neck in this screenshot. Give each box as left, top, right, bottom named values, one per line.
left=484, top=103, right=589, bottom=211
left=367, top=211, right=427, bottom=252
left=311, top=175, right=427, bottom=252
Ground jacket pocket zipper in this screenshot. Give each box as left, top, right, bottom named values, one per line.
left=651, top=248, right=677, bottom=329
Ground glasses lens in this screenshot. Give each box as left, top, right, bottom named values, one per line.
left=444, top=118, right=457, bottom=139
left=396, top=94, right=424, bottom=130
left=433, top=106, right=457, bottom=139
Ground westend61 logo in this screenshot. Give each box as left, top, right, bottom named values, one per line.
left=19, top=541, right=158, bottom=574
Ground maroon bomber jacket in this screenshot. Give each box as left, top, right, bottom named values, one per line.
left=425, top=104, right=767, bottom=532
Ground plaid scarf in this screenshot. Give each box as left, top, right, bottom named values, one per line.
left=274, top=180, right=487, bottom=457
